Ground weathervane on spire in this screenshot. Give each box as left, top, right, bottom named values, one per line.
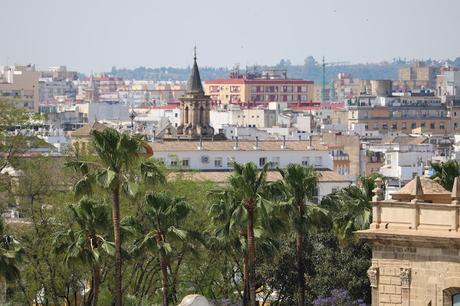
left=193, top=45, right=197, bottom=61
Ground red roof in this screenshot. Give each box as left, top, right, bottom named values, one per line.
left=204, top=79, right=313, bottom=85
left=290, top=102, right=345, bottom=111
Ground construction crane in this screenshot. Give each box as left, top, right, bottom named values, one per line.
left=321, top=57, right=349, bottom=102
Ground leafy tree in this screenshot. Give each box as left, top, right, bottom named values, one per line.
left=7, top=157, right=83, bottom=305
left=0, top=218, right=22, bottom=282
left=430, top=160, right=460, bottom=191
left=54, top=198, right=114, bottom=306
left=66, top=128, right=164, bottom=306
left=275, top=164, right=326, bottom=306
left=259, top=233, right=371, bottom=305
left=0, top=99, right=45, bottom=172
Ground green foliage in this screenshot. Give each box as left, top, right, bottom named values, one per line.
left=430, top=159, right=460, bottom=191
left=258, top=233, right=371, bottom=305
left=1, top=144, right=378, bottom=305
left=0, top=218, right=23, bottom=282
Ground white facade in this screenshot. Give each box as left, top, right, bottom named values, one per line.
left=210, top=108, right=277, bottom=131
left=376, top=143, right=435, bottom=183
left=151, top=140, right=334, bottom=171
left=87, top=102, right=129, bottom=123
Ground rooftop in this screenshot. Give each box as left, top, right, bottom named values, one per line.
left=151, top=140, right=329, bottom=152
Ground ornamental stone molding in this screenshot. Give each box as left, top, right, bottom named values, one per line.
left=400, top=267, right=411, bottom=289
left=367, top=266, right=379, bottom=288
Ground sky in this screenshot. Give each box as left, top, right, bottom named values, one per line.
left=1, top=0, right=459, bottom=73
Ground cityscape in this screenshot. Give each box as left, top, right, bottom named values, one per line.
left=2, top=1, right=460, bottom=305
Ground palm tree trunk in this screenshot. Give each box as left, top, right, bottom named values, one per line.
left=112, top=186, right=123, bottom=306
left=160, top=254, right=169, bottom=306
left=91, top=266, right=101, bottom=306
left=296, top=233, right=305, bottom=306
left=297, top=203, right=305, bottom=306
left=247, top=206, right=257, bottom=306
left=243, top=253, right=249, bottom=306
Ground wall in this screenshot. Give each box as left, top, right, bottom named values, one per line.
left=153, top=149, right=333, bottom=171
left=371, top=243, right=460, bottom=306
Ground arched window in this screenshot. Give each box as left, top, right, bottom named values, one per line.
left=184, top=106, right=189, bottom=124
left=444, top=288, right=460, bottom=306
left=199, top=106, right=204, bottom=124
left=453, top=293, right=460, bottom=306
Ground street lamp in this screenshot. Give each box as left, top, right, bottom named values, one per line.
left=129, top=106, right=137, bottom=132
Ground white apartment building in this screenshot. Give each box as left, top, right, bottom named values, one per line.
left=154, top=139, right=349, bottom=202
left=370, top=142, right=435, bottom=184
left=151, top=140, right=333, bottom=171
left=210, top=106, right=277, bottom=130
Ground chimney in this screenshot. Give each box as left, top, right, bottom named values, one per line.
left=411, top=176, right=424, bottom=203
left=233, top=136, right=239, bottom=150
left=281, top=135, right=287, bottom=149
left=254, top=136, right=259, bottom=150
left=197, top=135, right=203, bottom=150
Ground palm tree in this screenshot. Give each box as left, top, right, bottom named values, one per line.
left=227, top=162, right=272, bottom=306
left=134, top=192, right=191, bottom=306
left=66, top=128, right=164, bottom=306
left=430, top=160, right=460, bottom=191
left=208, top=187, right=249, bottom=304
left=54, top=198, right=114, bottom=306
left=321, top=185, right=372, bottom=245
left=276, top=164, right=326, bottom=306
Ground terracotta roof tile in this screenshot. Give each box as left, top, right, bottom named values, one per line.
left=151, top=140, right=329, bottom=152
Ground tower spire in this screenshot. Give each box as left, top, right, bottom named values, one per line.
left=186, top=47, right=204, bottom=94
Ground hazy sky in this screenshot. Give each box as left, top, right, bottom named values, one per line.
left=1, top=0, right=459, bottom=73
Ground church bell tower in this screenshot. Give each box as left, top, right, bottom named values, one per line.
left=176, top=49, right=214, bottom=138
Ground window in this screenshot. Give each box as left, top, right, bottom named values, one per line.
left=301, top=157, right=309, bottom=166
left=440, top=123, right=445, bottom=129
left=453, top=293, right=460, bottom=306
left=331, top=187, right=338, bottom=193
left=421, top=122, right=426, bottom=128
left=182, top=159, right=189, bottom=167
left=170, top=160, right=178, bottom=166
left=314, top=156, right=322, bottom=166
left=214, top=158, right=223, bottom=167
left=430, top=122, right=435, bottom=129
left=271, top=157, right=280, bottom=168
left=259, top=157, right=267, bottom=167
left=402, top=122, right=407, bottom=129
left=391, top=123, right=397, bottom=130
left=411, top=122, right=416, bottom=129
left=382, top=123, right=388, bottom=129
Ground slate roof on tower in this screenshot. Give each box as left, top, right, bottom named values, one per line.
left=186, top=53, right=204, bottom=94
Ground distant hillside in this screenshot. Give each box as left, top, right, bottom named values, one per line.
left=109, top=57, right=460, bottom=83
